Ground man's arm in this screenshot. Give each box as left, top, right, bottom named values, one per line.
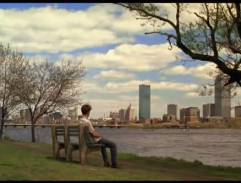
left=90, top=130, right=102, bottom=138
left=87, top=121, right=102, bottom=138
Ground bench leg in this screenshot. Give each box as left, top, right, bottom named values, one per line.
left=56, top=146, right=61, bottom=159
left=52, top=143, right=56, bottom=158
left=66, top=145, right=72, bottom=161
left=80, top=146, right=87, bottom=165
left=53, top=143, right=57, bottom=159
left=56, top=146, right=61, bottom=158
left=64, top=146, right=67, bottom=160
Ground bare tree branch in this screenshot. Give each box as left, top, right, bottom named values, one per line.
left=117, top=3, right=177, bottom=29
left=13, top=59, right=85, bottom=142
left=116, top=3, right=241, bottom=86
left=0, top=43, right=27, bottom=139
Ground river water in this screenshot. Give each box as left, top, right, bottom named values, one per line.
left=3, top=127, right=241, bottom=168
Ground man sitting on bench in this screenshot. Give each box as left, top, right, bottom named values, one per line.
left=79, top=103, right=118, bottom=168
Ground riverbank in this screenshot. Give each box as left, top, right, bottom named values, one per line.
left=1, top=139, right=241, bottom=180
left=127, top=119, right=241, bottom=129
left=4, top=119, right=241, bottom=129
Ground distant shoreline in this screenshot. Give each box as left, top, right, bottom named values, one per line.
left=3, top=120, right=241, bottom=129
left=125, top=120, right=241, bottom=129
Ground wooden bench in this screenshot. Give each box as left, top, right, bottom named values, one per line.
left=51, top=124, right=105, bottom=165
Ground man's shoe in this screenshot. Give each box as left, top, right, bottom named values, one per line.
left=104, top=162, right=110, bottom=167
left=111, top=164, right=119, bottom=168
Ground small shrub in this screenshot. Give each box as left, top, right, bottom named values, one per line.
left=193, top=160, right=203, bottom=166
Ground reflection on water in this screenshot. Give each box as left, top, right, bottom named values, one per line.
left=4, top=127, right=241, bottom=167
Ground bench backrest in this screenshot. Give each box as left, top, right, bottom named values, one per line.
left=66, top=125, right=96, bottom=144
left=55, top=126, right=65, bottom=136
left=68, top=126, right=82, bottom=137
left=51, top=125, right=66, bottom=142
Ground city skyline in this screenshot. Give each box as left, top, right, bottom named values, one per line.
left=100, top=74, right=239, bottom=120
left=0, top=3, right=241, bottom=119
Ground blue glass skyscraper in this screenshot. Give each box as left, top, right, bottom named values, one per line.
left=139, top=84, right=150, bottom=122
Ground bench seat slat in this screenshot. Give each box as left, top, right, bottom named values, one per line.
left=55, top=128, right=65, bottom=131
left=69, top=142, right=105, bottom=149
left=56, top=133, right=65, bottom=136
left=87, top=143, right=105, bottom=148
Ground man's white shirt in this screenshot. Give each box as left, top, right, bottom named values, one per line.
left=79, top=116, right=101, bottom=142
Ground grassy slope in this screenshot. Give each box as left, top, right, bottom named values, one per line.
left=0, top=140, right=241, bottom=180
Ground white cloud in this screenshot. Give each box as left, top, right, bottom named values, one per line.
left=103, top=79, right=199, bottom=94
left=164, top=63, right=217, bottom=80
left=94, top=70, right=135, bottom=80
left=186, top=92, right=201, bottom=98
left=0, top=3, right=209, bottom=54
left=152, top=81, right=199, bottom=92
left=148, top=3, right=203, bottom=30
left=81, top=78, right=200, bottom=98
left=0, top=4, right=151, bottom=53
left=104, top=80, right=148, bottom=93
left=81, top=80, right=103, bottom=94
left=79, top=43, right=181, bottom=72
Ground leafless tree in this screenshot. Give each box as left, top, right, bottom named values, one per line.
left=117, top=3, right=241, bottom=86
left=0, top=43, right=27, bottom=139
left=13, top=59, right=85, bottom=142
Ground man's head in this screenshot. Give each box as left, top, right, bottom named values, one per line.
left=81, top=104, right=92, bottom=117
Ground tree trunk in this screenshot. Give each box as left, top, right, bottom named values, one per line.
left=0, top=120, right=4, bottom=140
left=31, top=119, right=36, bottom=143
left=0, top=111, right=5, bottom=140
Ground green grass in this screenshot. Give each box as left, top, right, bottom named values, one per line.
left=1, top=139, right=241, bottom=180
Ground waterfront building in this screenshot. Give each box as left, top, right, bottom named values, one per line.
left=179, top=108, right=186, bottom=123
left=214, top=74, right=231, bottom=118
left=162, top=114, right=176, bottom=122
left=119, top=109, right=126, bottom=122
left=139, top=84, right=150, bottom=122
left=125, top=104, right=136, bottom=122
left=49, top=112, right=63, bottom=121
left=167, top=104, right=177, bottom=119
left=235, top=106, right=241, bottom=118
left=203, top=103, right=215, bottom=121
left=110, top=111, right=120, bottom=122
left=150, top=118, right=162, bottom=124
left=179, top=107, right=200, bottom=123
left=185, top=107, right=200, bottom=122
left=68, top=105, right=81, bottom=120
left=110, top=112, right=119, bottom=119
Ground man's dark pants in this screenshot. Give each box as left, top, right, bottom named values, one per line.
left=97, top=138, right=117, bottom=167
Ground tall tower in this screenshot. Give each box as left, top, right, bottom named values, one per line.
left=167, top=104, right=177, bottom=119
left=203, top=103, right=215, bottom=120
left=125, top=104, right=131, bottom=121
left=139, top=84, right=150, bottom=122
left=119, top=109, right=126, bottom=122
left=214, top=74, right=231, bottom=118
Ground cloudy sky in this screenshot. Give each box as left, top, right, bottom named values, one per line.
left=0, top=3, right=240, bottom=118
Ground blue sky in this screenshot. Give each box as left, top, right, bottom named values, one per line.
left=0, top=3, right=238, bottom=118
left=0, top=3, right=93, bottom=10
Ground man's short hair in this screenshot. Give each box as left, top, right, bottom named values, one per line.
left=81, top=104, right=92, bottom=115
